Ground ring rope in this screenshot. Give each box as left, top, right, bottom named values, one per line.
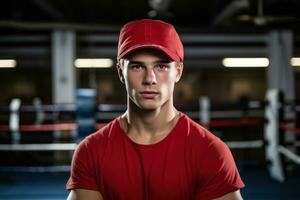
left=226, top=140, right=264, bottom=149
left=0, top=123, right=107, bottom=132
left=0, top=141, right=266, bottom=151
left=278, top=146, right=300, bottom=165
left=0, top=119, right=262, bottom=133
left=0, top=143, right=77, bottom=151
left=0, top=165, right=71, bottom=173
left=207, top=118, right=262, bottom=127
left=279, top=123, right=300, bottom=135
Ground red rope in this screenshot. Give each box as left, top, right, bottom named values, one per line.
left=0, top=125, right=9, bottom=131
left=0, top=123, right=107, bottom=132
left=206, top=119, right=262, bottom=127
left=280, top=123, right=300, bottom=135
left=20, top=123, right=77, bottom=132
left=96, top=123, right=107, bottom=129
left=1, top=121, right=298, bottom=136
left=0, top=119, right=263, bottom=132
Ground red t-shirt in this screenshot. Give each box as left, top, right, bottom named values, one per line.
left=67, top=113, right=244, bottom=199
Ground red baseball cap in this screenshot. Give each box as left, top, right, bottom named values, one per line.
left=117, top=19, right=184, bottom=62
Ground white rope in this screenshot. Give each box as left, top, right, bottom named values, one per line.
left=0, top=165, right=71, bottom=173
left=0, top=140, right=266, bottom=150
left=226, top=140, right=264, bottom=149
left=278, top=145, right=300, bottom=165
left=0, top=143, right=77, bottom=151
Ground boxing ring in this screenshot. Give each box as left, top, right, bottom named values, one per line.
left=0, top=89, right=300, bottom=199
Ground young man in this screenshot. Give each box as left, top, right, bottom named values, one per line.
left=67, top=19, right=245, bottom=200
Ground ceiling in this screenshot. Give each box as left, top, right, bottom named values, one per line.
left=0, top=0, right=300, bottom=31
left=0, top=0, right=300, bottom=70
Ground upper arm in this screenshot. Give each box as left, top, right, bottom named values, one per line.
left=67, top=189, right=103, bottom=200
left=213, top=190, right=243, bottom=200
left=67, top=139, right=99, bottom=192
left=195, top=136, right=245, bottom=199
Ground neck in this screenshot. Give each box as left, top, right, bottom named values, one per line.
left=122, top=97, right=179, bottom=139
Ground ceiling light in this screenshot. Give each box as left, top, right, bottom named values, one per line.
left=222, top=58, right=269, bottom=67
left=291, top=57, right=300, bottom=66
left=0, top=59, right=17, bottom=68
left=75, top=58, right=113, bottom=68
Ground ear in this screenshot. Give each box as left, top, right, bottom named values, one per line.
left=175, top=62, right=184, bottom=83
left=117, top=62, right=125, bottom=84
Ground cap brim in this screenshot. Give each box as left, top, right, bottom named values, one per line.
left=118, top=44, right=181, bottom=62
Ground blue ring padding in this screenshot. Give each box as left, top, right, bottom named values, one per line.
left=98, top=104, right=126, bottom=112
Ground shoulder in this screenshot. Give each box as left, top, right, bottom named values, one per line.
left=180, top=113, right=224, bottom=147
left=178, top=113, right=231, bottom=164
left=76, top=118, right=121, bottom=152
left=180, top=114, right=245, bottom=197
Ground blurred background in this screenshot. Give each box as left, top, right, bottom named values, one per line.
left=0, top=0, right=300, bottom=199
left=0, top=0, right=299, bottom=104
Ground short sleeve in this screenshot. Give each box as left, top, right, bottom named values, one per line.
left=66, top=138, right=99, bottom=191
left=196, top=138, right=245, bottom=199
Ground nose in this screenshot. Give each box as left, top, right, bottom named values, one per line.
left=143, top=67, right=157, bottom=85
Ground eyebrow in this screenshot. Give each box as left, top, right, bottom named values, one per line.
left=127, top=60, right=172, bottom=65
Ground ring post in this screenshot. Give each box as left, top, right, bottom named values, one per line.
left=76, top=88, right=97, bottom=142
left=199, top=96, right=210, bottom=128
left=264, top=89, right=286, bottom=182
left=9, top=98, right=21, bottom=144
left=33, top=97, right=45, bottom=125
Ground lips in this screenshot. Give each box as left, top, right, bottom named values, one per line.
left=140, top=91, right=159, bottom=99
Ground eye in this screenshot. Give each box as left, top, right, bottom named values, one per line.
left=129, top=64, right=144, bottom=71
left=154, top=64, right=169, bottom=71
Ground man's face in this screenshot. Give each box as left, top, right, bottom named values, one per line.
left=118, top=49, right=183, bottom=111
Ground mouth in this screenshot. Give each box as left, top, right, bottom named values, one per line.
left=139, top=91, right=159, bottom=99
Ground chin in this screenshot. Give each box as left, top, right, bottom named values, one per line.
left=137, top=102, right=160, bottom=111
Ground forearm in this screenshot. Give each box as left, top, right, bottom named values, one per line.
left=67, top=189, right=103, bottom=200
left=213, top=190, right=243, bottom=200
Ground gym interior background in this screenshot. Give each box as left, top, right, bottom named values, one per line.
left=0, top=0, right=300, bottom=199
